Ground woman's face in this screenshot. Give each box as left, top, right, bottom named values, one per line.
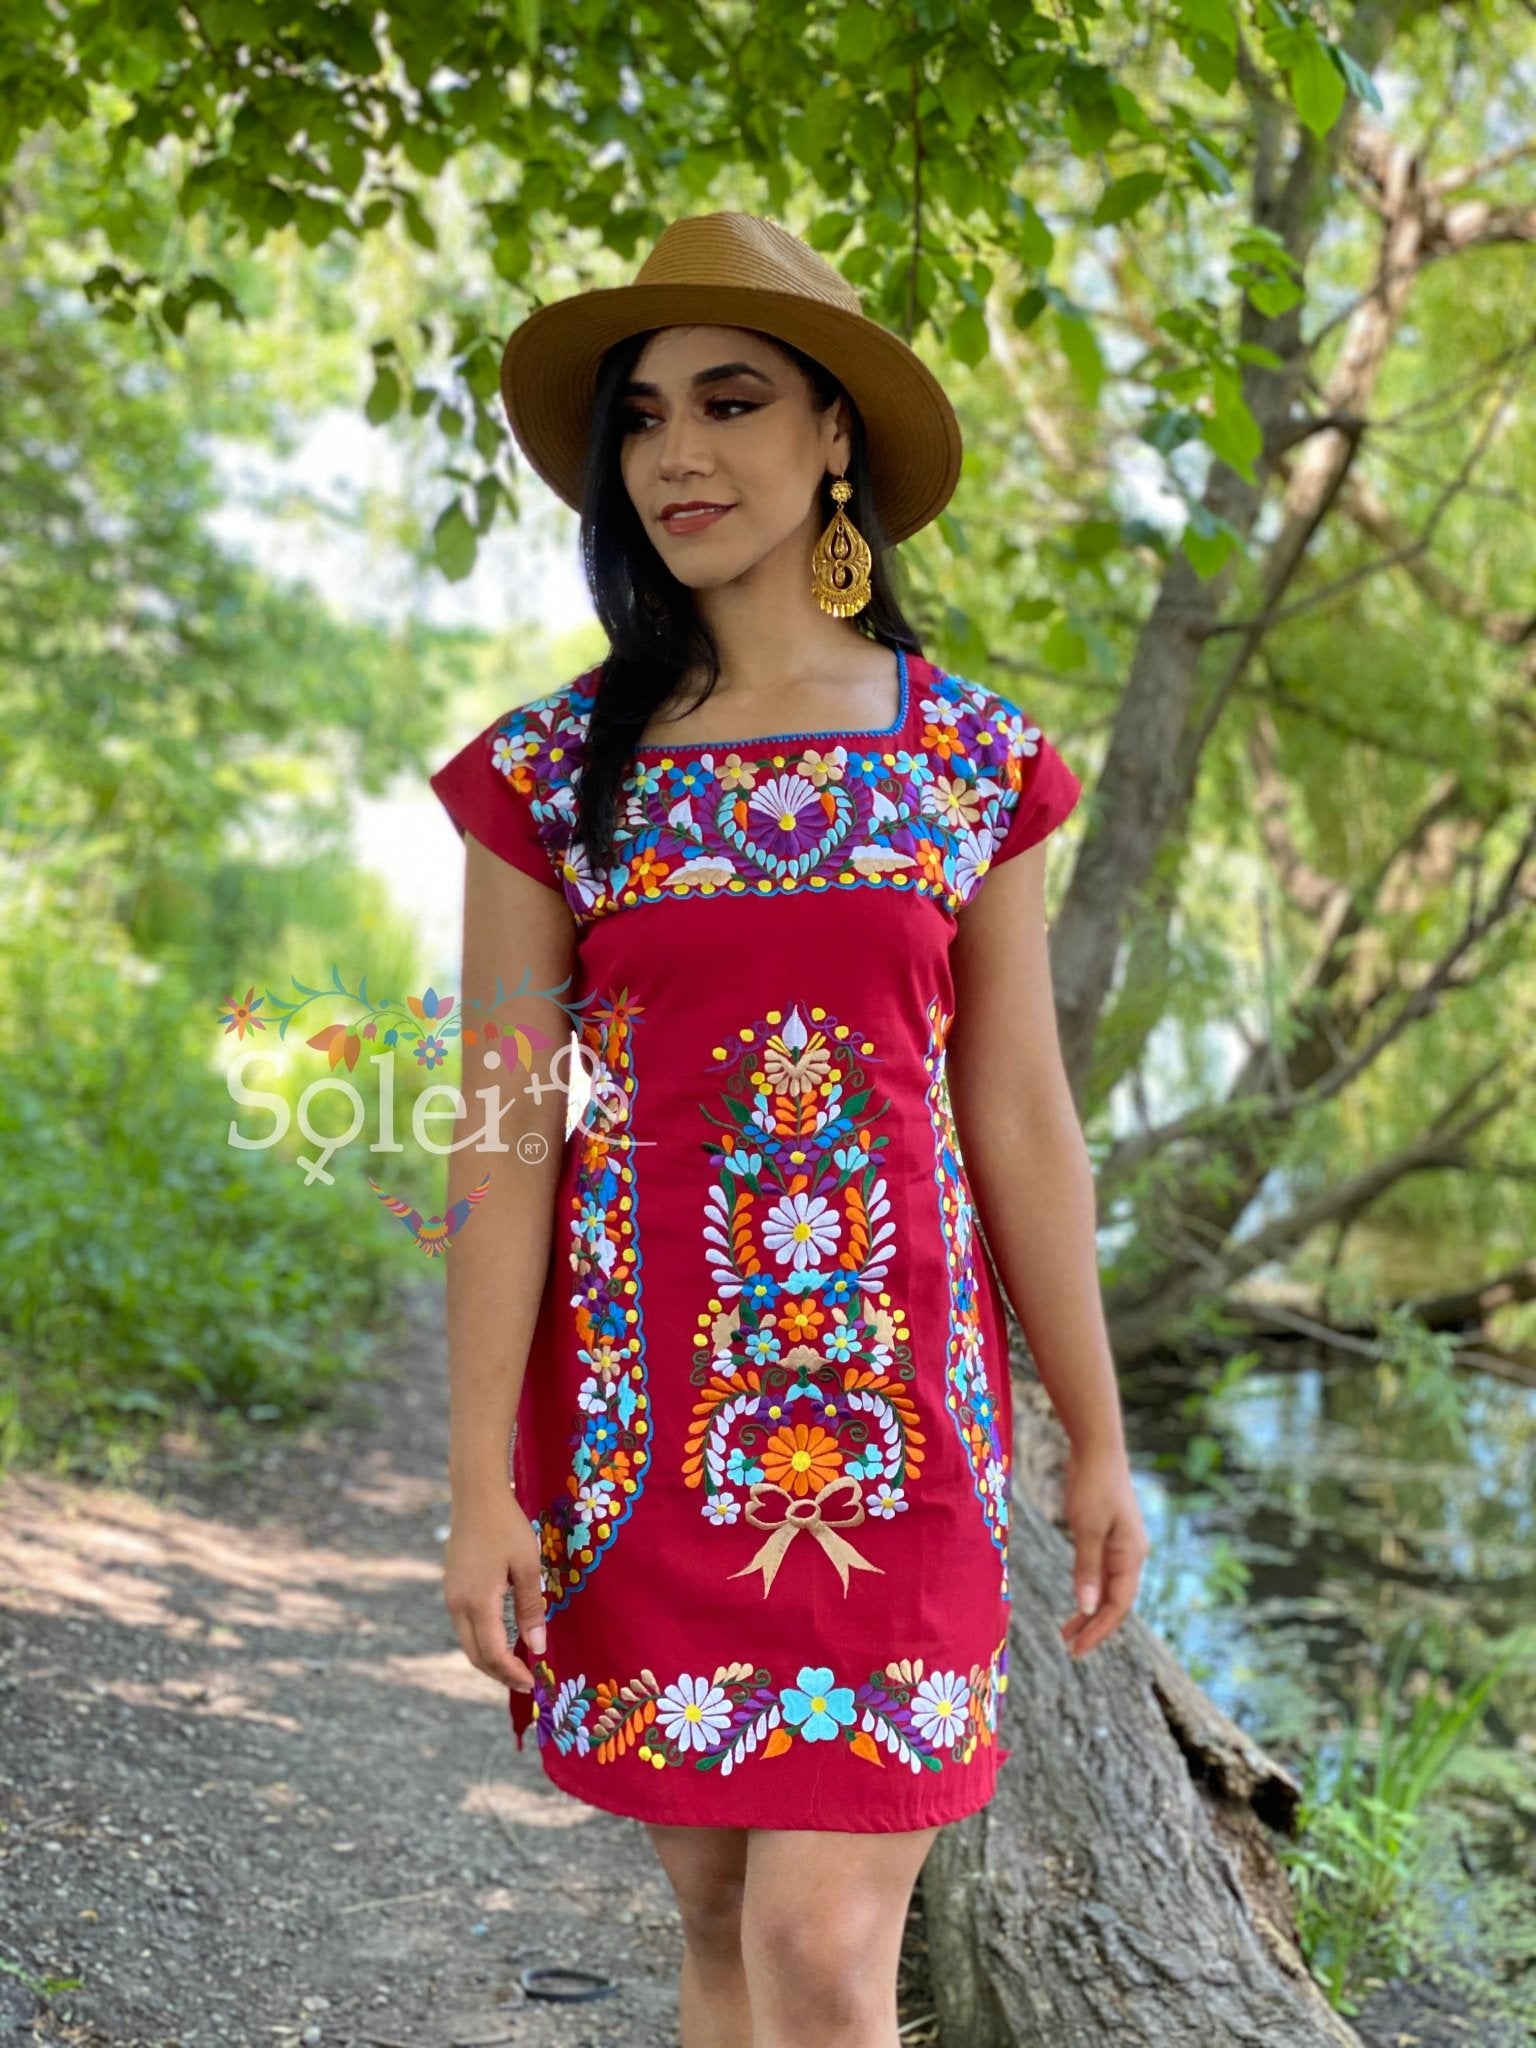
left=616, top=324, right=851, bottom=593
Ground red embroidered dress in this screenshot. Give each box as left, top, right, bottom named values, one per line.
left=429, top=647, right=1082, bottom=1832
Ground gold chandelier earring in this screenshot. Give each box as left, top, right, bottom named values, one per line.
left=811, top=472, right=873, bottom=617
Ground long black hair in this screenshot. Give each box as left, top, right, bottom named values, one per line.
left=568, top=326, right=927, bottom=883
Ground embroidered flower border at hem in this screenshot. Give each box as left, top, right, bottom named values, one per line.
left=522, top=1635, right=1010, bottom=1778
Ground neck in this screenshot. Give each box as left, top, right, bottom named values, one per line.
left=686, top=517, right=873, bottom=697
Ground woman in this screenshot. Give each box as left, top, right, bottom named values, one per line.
left=430, top=211, right=1148, bottom=2048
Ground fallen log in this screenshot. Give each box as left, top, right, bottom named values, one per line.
left=921, top=1378, right=1362, bottom=2048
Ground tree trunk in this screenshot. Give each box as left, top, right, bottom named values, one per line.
left=921, top=1379, right=1361, bottom=2048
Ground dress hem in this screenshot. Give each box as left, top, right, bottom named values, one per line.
left=511, top=1709, right=1013, bottom=1834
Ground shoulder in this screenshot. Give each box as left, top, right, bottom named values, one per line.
left=487, top=665, right=603, bottom=781
left=913, top=664, right=1042, bottom=782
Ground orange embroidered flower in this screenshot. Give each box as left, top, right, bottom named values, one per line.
left=778, top=1296, right=824, bottom=1341
left=760, top=1422, right=843, bottom=1496
left=629, top=847, right=673, bottom=888
left=914, top=838, right=950, bottom=889
left=919, top=716, right=967, bottom=763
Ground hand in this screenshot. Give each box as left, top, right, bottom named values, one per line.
left=442, top=1487, right=549, bottom=1693
left=1058, top=1440, right=1148, bottom=1660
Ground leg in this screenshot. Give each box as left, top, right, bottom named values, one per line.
left=644, top=1821, right=752, bottom=2048
left=741, top=1825, right=940, bottom=2048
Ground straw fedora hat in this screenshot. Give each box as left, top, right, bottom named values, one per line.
left=498, top=211, right=963, bottom=548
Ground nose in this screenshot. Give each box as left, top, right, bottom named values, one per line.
left=654, top=410, right=713, bottom=482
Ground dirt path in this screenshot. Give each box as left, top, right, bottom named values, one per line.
left=0, top=1278, right=686, bottom=2048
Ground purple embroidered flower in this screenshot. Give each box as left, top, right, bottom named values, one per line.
left=746, top=774, right=830, bottom=855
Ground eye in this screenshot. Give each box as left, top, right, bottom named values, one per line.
left=617, top=397, right=761, bottom=437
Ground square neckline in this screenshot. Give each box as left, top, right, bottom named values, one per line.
left=632, top=645, right=913, bottom=755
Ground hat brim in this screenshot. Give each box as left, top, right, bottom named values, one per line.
left=498, top=283, right=962, bottom=548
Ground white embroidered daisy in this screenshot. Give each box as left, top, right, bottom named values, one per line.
left=657, top=1675, right=735, bottom=1753
left=912, top=1669, right=972, bottom=1748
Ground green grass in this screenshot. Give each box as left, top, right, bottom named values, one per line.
left=1278, top=1622, right=1532, bottom=2021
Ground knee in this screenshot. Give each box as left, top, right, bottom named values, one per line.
left=677, top=1871, right=747, bottom=1964
left=743, top=1904, right=888, bottom=2028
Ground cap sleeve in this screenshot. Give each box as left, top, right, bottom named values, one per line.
left=429, top=703, right=572, bottom=896
left=988, top=711, right=1083, bottom=870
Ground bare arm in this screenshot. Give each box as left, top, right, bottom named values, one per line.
left=945, top=840, right=1148, bottom=1657
left=441, top=829, right=577, bottom=1691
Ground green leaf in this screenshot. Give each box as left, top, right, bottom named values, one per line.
left=1055, top=305, right=1105, bottom=406
left=1204, top=362, right=1262, bottom=483
left=402, top=130, right=448, bottom=178
left=936, top=56, right=993, bottom=145
left=1002, top=191, right=1055, bottom=269
left=1011, top=285, right=1048, bottom=332
left=1172, top=0, right=1236, bottom=48
left=1186, top=136, right=1234, bottom=195
left=1092, top=171, right=1165, bottom=227
left=433, top=500, right=477, bottom=580
left=401, top=192, right=438, bottom=251
left=1335, top=44, right=1385, bottom=112
left=937, top=509, right=970, bottom=557
left=364, top=366, right=401, bottom=425
left=1290, top=27, right=1347, bottom=137
left=807, top=211, right=855, bottom=253
left=948, top=303, right=990, bottom=367
left=1181, top=504, right=1237, bottom=578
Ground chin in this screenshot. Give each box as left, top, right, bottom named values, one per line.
left=670, top=557, right=752, bottom=592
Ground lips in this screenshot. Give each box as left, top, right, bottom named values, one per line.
left=660, top=503, right=735, bottom=535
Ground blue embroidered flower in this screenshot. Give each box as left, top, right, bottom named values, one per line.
left=582, top=1412, right=622, bottom=1461
left=781, top=1668, right=858, bottom=1741
left=739, top=1274, right=782, bottom=1316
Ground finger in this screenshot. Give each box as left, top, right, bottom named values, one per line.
left=1060, top=1601, right=1096, bottom=1641
left=1071, top=1524, right=1108, bottom=1622
left=1067, top=1588, right=1136, bottom=1658
left=509, top=1571, right=550, bottom=1659
left=449, top=1604, right=518, bottom=1688
left=1060, top=1565, right=1109, bottom=1641
left=1096, top=1541, right=1146, bottom=1622
left=466, top=1597, right=535, bottom=1690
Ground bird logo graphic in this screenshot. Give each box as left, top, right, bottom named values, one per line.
left=366, top=1172, right=492, bottom=1256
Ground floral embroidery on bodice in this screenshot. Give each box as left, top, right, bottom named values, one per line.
left=491, top=659, right=1042, bottom=927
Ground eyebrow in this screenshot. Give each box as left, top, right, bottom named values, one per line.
left=618, top=361, right=776, bottom=399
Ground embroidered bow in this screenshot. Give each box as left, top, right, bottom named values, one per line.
left=728, top=1473, right=886, bottom=1597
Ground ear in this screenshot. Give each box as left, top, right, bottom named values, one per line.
left=824, top=394, right=854, bottom=476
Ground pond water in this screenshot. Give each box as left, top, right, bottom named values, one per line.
left=1120, top=1341, right=1536, bottom=2000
